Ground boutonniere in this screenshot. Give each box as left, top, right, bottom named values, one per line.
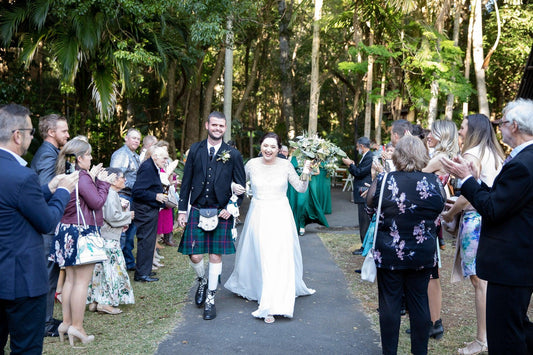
left=217, top=150, right=231, bottom=163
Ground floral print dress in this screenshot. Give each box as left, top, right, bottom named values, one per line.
left=367, top=171, right=445, bottom=270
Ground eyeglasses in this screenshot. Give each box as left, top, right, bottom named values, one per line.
left=499, top=120, right=512, bottom=127
left=11, top=128, right=35, bottom=136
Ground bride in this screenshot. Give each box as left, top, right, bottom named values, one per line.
left=224, top=132, right=315, bottom=324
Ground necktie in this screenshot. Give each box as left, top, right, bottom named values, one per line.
left=209, top=147, right=215, bottom=161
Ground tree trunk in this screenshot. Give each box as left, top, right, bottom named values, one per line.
left=364, top=29, right=374, bottom=138
left=445, top=0, right=462, bottom=120
left=279, top=0, right=296, bottom=139
left=351, top=3, right=363, bottom=144
left=308, top=0, right=322, bottom=135
left=202, top=48, right=226, bottom=124
left=183, top=57, right=205, bottom=151
left=234, top=38, right=262, bottom=125
left=463, top=0, right=474, bottom=117
left=224, top=17, right=234, bottom=142
left=166, top=59, right=177, bottom=156
left=374, top=68, right=385, bottom=144
left=472, top=0, right=490, bottom=116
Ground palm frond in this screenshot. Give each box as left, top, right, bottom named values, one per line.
left=53, top=30, right=81, bottom=82
left=30, top=0, right=52, bottom=31
left=91, top=65, right=118, bottom=119
left=0, top=5, right=29, bottom=46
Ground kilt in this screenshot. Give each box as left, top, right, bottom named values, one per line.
left=178, top=207, right=235, bottom=255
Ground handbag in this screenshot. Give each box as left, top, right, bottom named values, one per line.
left=361, top=173, right=387, bottom=283
left=75, top=184, right=107, bottom=265
left=197, top=208, right=219, bottom=231
left=166, top=185, right=178, bottom=208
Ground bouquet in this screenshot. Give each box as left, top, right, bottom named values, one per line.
left=289, top=133, right=347, bottom=180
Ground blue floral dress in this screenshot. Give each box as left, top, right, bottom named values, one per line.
left=367, top=172, right=445, bottom=270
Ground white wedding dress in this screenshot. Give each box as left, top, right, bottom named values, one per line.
left=224, top=157, right=315, bottom=319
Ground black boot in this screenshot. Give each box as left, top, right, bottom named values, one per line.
left=429, top=319, right=444, bottom=340
left=195, top=277, right=208, bottom=307
left=203, top=290, right=217, bottom=320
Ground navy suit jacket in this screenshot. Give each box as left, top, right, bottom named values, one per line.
left=178, top=140, right=246, bottom=211
left=30, top=141, right=59, bottom=185
left=461, top=145, right=533, bottom=286
left=132, top=157, right=165, bottom=211
left=0, top=149, right=70, bottom=300
left=348, top=151, right=373, bottom=204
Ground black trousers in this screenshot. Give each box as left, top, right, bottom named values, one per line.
left=43, top=232, right=60, bottom=333
left=377, top=268, right=431, bottom=355
left=356, top=202, right=370, bottom=244
left=486, top=282, right=533, bottom=354
left=0, top=294, right=46, bottom=355
left=133, top=204, right=160, bottom=278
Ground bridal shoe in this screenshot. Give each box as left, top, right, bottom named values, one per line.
left=57, top=322, right=69, bottom=343
left=264, top=315, right=275, bottom=324
left=67, top=326, right=95, bottom=346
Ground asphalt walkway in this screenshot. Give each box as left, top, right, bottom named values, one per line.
left=156, top=187, right=381, bottom=354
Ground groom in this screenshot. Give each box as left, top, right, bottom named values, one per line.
left=177, top=111, right=245, bottom=320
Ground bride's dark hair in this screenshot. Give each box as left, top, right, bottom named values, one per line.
left=260, top=132, right=281, bottom=149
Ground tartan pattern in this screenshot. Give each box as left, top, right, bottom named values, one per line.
left=178, top=207, right=235, bottom=255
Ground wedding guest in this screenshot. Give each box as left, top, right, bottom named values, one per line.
left=421, top=119, right=460, bottom=340
left=139, top=135, right=157, bottom=162
left=0, top=104, right=76, bottom=354
left=441, top=99, right=533, bottom=354
left=132, top=146, right=169, bottom=282
left=87, top=168, right=135, bottom=315
left=342, top=137, right=372, bottom=254
left=441, top=113, right=504, bottom=354
left=30, top=113, right=70, bottom=337
left=367, top=135, right=445, bottom=355
left=225, top=132, right=315, bottom=324
left=49, top=137, right=114, bottom=346
left=110, top=128, right=141, bottom=271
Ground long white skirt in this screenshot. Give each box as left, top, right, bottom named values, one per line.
left=224, top=196, right=315, bottom=319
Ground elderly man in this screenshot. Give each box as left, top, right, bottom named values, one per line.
left=110, top=128, right=141, bottom=271
left=0, top=104, right=77, bottom=354
left=441, top=98, right=533, bottom=354
left=342, top=137, right=373, bottom=255
left=30, top=114, right=70, bottom=338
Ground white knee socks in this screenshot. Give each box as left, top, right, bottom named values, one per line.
left=189, top=259, right=205, bottom=279
left=208, top=262, right=222, bottom=291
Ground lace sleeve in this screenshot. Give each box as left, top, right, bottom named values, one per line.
left=287, top=161, right=308, bottom=193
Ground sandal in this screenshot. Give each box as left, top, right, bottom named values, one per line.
left=264, top=315, right=275, bottom=324
left=458, top=339, right=488, bottom=355
left=97, top=304, right=123, bottom=315
left=55, top=292, right=62, bottom=304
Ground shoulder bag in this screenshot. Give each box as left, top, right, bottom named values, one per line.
left=75, top=184, right=108, bottom=265
left=361, top=173, right=388, bottom=283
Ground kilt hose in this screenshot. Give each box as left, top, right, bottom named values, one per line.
left=178, top=206, right=235, bottom=255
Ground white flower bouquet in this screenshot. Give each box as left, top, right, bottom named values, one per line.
left=289, top=133, right=347, bottom=180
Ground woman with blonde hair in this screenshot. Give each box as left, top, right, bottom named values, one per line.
left=442, top=113, right=505, bottom=355
left=420, top=119, right=460, bottom=340
left=49, top=136, right=114, bottom=345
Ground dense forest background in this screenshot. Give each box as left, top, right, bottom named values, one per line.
left=1, top=0, right=532, bottom=163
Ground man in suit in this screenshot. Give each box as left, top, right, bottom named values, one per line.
left=132, top=146, right=169, bottom=282
left=30, top=113, right=70, bottom=338
left=177, top=111, right=246, bottom=320
left=442, top=98, right=533, bottom=354
left=0, top=104, right=77, bottom=354
left=342, top=137, right=373, bottom=255
left=110, top=128, right=141, bottom=270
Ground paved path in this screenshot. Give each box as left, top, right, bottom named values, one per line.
left=156, top=188, right=381, bottom=354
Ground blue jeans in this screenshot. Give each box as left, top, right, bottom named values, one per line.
left=119, top=194, right=137, bottom=269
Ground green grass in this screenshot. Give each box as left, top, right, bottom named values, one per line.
left=41, top=240, right=195, bottom=355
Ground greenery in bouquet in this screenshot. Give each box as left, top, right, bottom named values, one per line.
left=289, top=133, right=347, bottom=179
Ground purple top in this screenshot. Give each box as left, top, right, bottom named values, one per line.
left=61, top=170, right=111, bottom=226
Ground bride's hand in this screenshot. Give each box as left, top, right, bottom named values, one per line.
left=302, top=160, right=312, bottom=175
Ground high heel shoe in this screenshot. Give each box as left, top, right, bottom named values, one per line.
left=67, top=326, right=95, bottom=346
left=57, top=322, right=69, bottom=343
left=54, top=291, right=62, bottom=304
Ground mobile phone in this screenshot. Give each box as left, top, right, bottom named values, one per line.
left=65, top=154, right=76, bottom=174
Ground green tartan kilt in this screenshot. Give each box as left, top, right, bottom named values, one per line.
left=178, top=207, right=235, bottom=255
